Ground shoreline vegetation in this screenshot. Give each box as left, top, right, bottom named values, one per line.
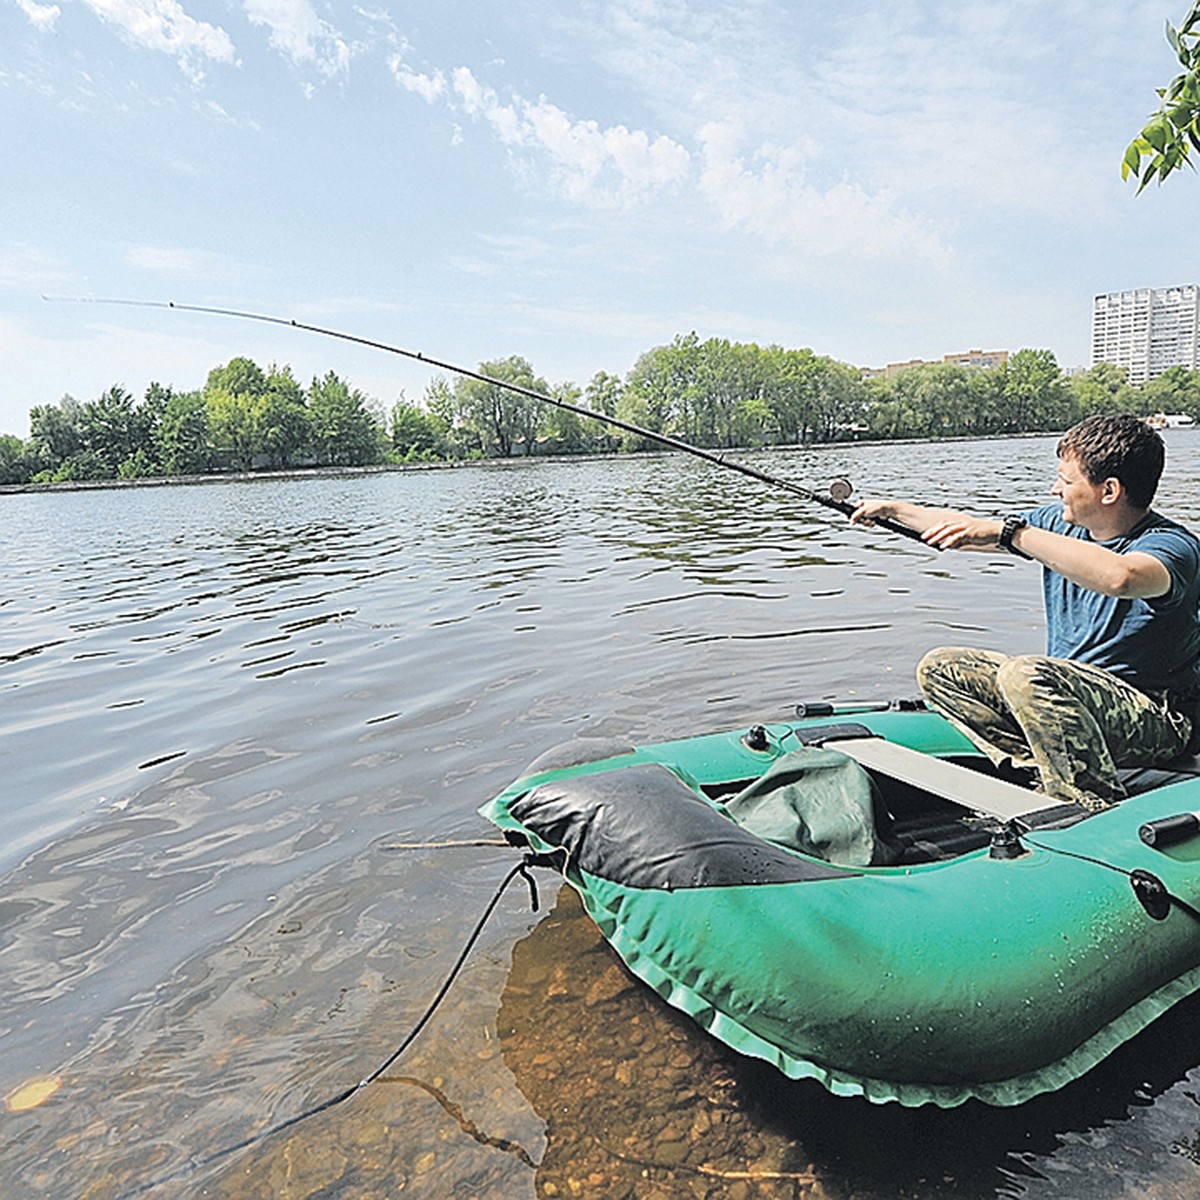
left=0, top=433, right=1063, bottom=497
left=2, top=334, right=1199, bottom=491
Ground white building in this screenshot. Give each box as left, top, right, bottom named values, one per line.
left=1091, top=284, right=1200, bottom=386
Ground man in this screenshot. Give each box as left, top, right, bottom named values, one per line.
left=852, top=413, right=1200, bottom=811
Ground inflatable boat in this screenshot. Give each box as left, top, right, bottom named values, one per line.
left=480, top=702, right=1200, bottom=1107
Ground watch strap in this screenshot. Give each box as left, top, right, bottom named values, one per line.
left=999, top=514, right=1031, bottom=559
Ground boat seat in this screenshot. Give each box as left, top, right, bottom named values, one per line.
left=823, top=736, right=1057, bottom=823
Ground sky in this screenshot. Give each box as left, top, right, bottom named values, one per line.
left=2, top=0, right=1198, bottom=437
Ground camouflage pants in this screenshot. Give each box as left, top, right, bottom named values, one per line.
left=916, top=647, right=1192, bottom=811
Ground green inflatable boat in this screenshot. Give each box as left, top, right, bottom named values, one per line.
left=480, top=702, right=1200, bottom=1107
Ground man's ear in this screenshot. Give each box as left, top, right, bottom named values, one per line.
left=1100, top=476, right=1123, bottom=506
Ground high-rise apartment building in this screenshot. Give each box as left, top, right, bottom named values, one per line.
left=1091, top=284, right=1200, bottom=385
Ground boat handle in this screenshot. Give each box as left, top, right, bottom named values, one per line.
left=1139, top=812, right=1200, bottom=848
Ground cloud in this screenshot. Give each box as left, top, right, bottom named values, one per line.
left=79, top=0, right=236, bottom=79
left=124, top=243, right=248, bottom=280
left=242, top=0, right=351, bottom=75
left=13, top=0, right=61, bottom=31
left=388, top=58, right=445, bottom=103
left=391, top=61, right=691, bottom=207
left=0, top=243, right=72, bottom=290
left=696, top=120, right=952, bottom=266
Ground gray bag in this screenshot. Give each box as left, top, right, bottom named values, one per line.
left=721, top=747, right=899, bottom=868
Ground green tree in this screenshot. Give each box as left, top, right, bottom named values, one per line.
left=624, top=333, right=701, bottom=439
left=206, top=357, right=268, bottom=397
left=1123, top=1, right=1200, bottom=189
left=205, top=387, right=259, bottom=470
left=1000, top=349, right=1073, bottom=432
left=0, top=434, right=32, bottom=484
left=810, top=358, right=868, bottom=441
left=256, top=365, right=311, bottom=469
left=881, top=363, right=975, bottom=438
left=308, top=371, right=385, bottom=466
left=763, top=346, right=820, bottom=444
left=79, top=385, right=150, bottom=477
left=156, top=390, right=212, bottom=475
left=28, top=395, right=82, bottom=471
left=695, top=338, right=769, bottom=447
left=202, top=358, right=310, bottom=470
left=968, top=365, right=1008, bottom=434
left=583, top=371, right=624, bottom=451
left=390, top=395, right=447, bottom=461
left=1066, top=363, right=1137, bottom=418
left=453, top=356, right=547, bottom=457
left=1142, top=365, right=1200, bottom=417
left=424, top=376, right=481, bottom=458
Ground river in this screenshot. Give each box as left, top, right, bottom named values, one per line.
left=4, top=434, right=1200, bottom=1199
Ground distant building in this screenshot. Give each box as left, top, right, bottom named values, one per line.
left=1091, top=284, right=1199, bottom=386
left=860, top=349, right=1009, bottom=380
left=941, top=349, right=1009, bottom=371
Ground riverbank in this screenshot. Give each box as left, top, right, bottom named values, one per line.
left=0, top=431, right=1060, bottom=496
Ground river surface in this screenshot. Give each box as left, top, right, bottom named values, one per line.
left=5, top=435, right=1200, bottom=1199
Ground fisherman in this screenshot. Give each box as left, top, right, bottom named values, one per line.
left=852, top=413, right=1200, bottom=811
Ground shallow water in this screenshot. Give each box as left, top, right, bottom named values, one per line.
left=4, top=435, right=1200, bottom=1199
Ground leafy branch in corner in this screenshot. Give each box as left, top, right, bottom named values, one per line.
left=1124, top=1, right=1200, bottom=190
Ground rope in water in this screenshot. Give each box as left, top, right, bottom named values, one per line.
left=112, top=855, right=543, bottom=1199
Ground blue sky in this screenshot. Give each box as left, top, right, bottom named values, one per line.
left=2, top=0, right=1197, bottom=437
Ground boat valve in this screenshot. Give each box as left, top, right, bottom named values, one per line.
left=742, top=725, right=770, bottom=752
left=988, top=821, right=1026, bottom=860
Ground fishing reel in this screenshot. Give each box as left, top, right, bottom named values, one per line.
left=827, top=478, right=854, bottom=504
left=824, top=477, right=856, bottom=514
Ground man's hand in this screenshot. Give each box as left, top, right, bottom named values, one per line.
left=851, top=498, right=975, bottom=543
left=921, top=515, right=1004, bottom=552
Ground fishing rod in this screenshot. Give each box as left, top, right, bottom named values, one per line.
left=54, top=297, right=926, bottom=544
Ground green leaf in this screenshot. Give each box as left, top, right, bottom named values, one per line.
left=1144, top=120, right=1168, bottom=152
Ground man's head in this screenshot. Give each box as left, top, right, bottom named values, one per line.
left=1056, top=414, right=1165, bottom=512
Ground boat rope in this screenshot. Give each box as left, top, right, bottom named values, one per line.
left=111, top=854, right=545, bottom=1199
left=1024, top=836, right=1200, bottom=925
left=379, top=837, right=511, bottom=850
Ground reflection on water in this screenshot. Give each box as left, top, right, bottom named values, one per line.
left=4, top=436, right=1200, bottom=1198
left=496, top=887, right=1200, bottom=1200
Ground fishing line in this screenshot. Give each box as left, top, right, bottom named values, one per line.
left=45, top=295, right=928, bottom=546
left=110, top=855, right=544, bottom=1200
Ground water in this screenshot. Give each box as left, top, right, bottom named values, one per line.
left=4, top=435, right=1200, bottom=1199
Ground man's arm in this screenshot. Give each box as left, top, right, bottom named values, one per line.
left=852, top=501, right=1172, bottom=599
left=1006, top=523, right=1171, bottom=600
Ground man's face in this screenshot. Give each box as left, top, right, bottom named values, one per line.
left=1052, top=452, right=1107, bottom=527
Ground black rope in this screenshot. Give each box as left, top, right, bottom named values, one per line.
left=1025, top=836, right=1200, bottom=925
left=112, top=855, right=543, bottom=1199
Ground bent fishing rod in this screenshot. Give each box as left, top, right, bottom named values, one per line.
left=55, top=296, right=926, bottom=544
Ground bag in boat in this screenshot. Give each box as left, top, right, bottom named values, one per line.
left=721, top=746, right=900, bottom=867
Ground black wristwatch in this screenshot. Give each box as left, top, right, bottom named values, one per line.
left=998, top=514, right=1031, bottom=559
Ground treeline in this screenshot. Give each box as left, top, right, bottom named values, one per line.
left=3, top=336, right=1200, bottom=487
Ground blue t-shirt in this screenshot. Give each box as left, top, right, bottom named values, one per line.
left=1024, top=503, right=1200, bottom=695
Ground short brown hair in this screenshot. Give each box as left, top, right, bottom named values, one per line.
left=1057, top=413, right=1164, bottom=509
